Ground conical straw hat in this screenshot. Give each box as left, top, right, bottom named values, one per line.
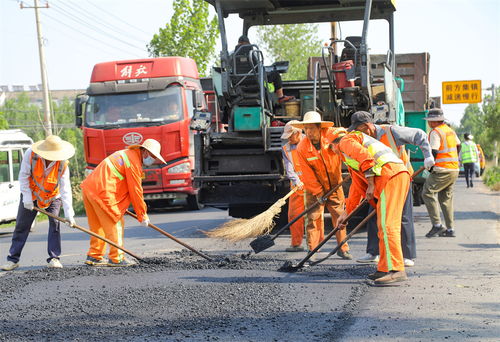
left=31, top=135, right=75, bottom=161
left=129, top=138, right=167, bottom=164
left=291, top=111, right=333, bottom=128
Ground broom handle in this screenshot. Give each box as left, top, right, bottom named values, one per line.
left=293, top=199, right=368, bottom=269
left=309, top=166, right=424, bottom=267
left=125, top=210, right=213, bottom=261
left=269, top=174, right=351, bottom=242
left=34, top=207, right=143, bottom=261
left=281, top=187, right=299, bottom=201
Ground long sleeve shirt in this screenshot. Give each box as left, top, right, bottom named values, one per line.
left=19, top=148, right=74, bottom=219
left=282, top=141, right=302, bottom=187
left=375, top=124, right=433, bottom=159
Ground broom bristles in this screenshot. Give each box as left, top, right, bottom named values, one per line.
left=205, top=198, right=286, bottom=241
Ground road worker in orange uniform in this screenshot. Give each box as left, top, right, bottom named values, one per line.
left=333, top=121, right=410, bottom=285
left=81, top=139, right=166, bottom=267
left=281, top=121, right=306, bottom=252
left=291, top=112, right=352, bottom=260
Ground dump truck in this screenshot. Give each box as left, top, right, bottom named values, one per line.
left=194, top=0, right=403, bottom=218
left=75, top=57, right=209, bottom=210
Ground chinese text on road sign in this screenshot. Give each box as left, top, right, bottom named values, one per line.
left=442, top=80, right=482, bottom=104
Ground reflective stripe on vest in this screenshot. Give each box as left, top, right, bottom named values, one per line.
left=379, top=125, right=413, bottom=173
left=432, top=125, right=459, bottom=169
left=461, top=141, right=478, bottom=163
left=342, top=132, right=403, bottom=176
left=105, top=150, right=131, bottom=180
left=30, top=153, right=66, bottom=208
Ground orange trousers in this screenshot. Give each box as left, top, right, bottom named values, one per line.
left=376, top=172, right=410, bottom=272
left=83, top=191, right=125, bottom=263
left=288, top=190, right=305, bottom=247
left=304, top=191, right=348, bottom=252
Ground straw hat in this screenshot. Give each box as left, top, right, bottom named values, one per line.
left=291, top=111, right=334, bottom=129
left=280, top=120, right=302, bottom=139
left=31, top=135, right=75, bottom=161
left=129, top=138, right=167, bottom=164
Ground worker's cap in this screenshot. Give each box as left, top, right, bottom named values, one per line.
left=424, top=108, right=446, bottom=121
left=347, top=111, right=372, bottom=132
left=291, top=111, right=334, bottom=129
left=129, top=139, right=167, bottom=164
left=31, top=135, right=75, bottom=161
left=281, top=120, right=302, bottom=139
left=238, top=35, right=250, bottom=44
left=464, top=133, right=473, bottom=140
left=330, top=127, right=348, bottom=144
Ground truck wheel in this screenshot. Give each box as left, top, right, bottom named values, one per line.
left=186, top=194, right=204, bottom=211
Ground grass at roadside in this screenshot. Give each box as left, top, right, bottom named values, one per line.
left=0, top=213, right=48, bottom=229
left=483, top=165, right=500, bottom=191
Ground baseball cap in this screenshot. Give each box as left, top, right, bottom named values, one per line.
left=281, top=120, right=301, bottom=139
left=347, top=111, right=372, bottom=132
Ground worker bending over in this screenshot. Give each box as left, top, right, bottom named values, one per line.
left=1, top=135, right=76, bottom=271
left=292, top=112, right=352, bottom=260
left=81, top=139, right=166, bottom=267
left=333, top=127, right=410, bottom=285
left=348, top=111, right=434, bottom=267
left=281, top=120, right=306, bottom=252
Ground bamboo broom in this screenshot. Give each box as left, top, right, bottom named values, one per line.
left=205, top=187, right=298, bottom=241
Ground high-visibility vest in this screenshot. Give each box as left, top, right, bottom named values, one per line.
left=29, top=152, right=67, bottom=209
left=431, top=124, right=459, bottom=169
left=104, top=150, right=132, bottom=180
left=379, top=125, right=414, bottom=174
left=461, top=140, right=478, bottom=163
left=283, top=142, right=303, bottom=189
left=342, top=131, right=403, bottom=176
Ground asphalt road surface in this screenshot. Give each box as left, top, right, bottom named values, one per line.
left=0, top=176, right=498, bottom=341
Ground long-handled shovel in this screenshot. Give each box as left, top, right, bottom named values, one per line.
left=125, top=210, right=213, bottom=261
left=278, top=199, right=368, bottom=272
left=250, top=174, right=351, bottom=254
left=34, top=207, right=143, bottom=262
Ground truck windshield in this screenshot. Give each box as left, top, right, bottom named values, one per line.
left=85, top=86, right=183, bottom=128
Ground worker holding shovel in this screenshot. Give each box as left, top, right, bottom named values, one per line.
left=1, top=135, right=76, bottom=271
left=81, top=139, right=166, bottom=267
left=333, top=127, right=410, bottom=285
left=291, top=112, right=352, bottom=260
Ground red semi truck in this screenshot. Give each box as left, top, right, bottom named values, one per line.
left=75, top=57, right=207, bottom=210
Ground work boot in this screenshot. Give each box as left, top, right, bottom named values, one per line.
left=47, top=258, right=63, bottom=269
left=439, top=229, right=456, bottom=237
left=108, top=258, right=135, bottom=267
left=374, top=270, right=408, bottom=285
left=404, top=258, right=415, bottom=267
left=85, top=256, right=108, bottom=267
left=286, top=245, right=305, bottom=252
left=1, top=261, right=19, bottom=271
left=356, top=253, right=379, bottom=263
left=367, top=271, right=387, bottom=280
left=337, top=250, right=353, bottom=260
left=278, top=95, right=295, bottom=104
left=425, top=224, right=446, bottom=238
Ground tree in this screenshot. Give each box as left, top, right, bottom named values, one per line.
left=148, top=0, right=219, bottom=76
left=256, top=24, right=322, bottom=80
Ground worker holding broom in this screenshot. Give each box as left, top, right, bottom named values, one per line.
left=292, top=111, right=352, bottom=260
left=81, top=139, right=166, bottom=267
left=281, top=120, right=306, bottom=252
left=1, top=135, right=76, bottom=271
left=332, top=122, right=410, bottom=285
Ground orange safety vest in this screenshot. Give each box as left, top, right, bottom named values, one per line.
left=379, top=125, right=414, bottom=174
left=283, top=142, right=304, bottom=195
left=29, top=152, right=67, bottom=209
left=430, top=124, right=459, bottom=169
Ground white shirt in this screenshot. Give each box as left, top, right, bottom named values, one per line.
left=429, top=128, right=460, bottom=173
left=19, top=148, right=74, bottom=219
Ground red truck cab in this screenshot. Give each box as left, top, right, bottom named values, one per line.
left=75, top=57, right=206, bottom=209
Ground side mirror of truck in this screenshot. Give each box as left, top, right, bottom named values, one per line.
left=194, top=90, right=204, bottom=110
left=75, top=94, right=88, bottom=128
left=190, top=110, right=212, bottom=131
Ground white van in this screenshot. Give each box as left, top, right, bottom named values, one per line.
left=0, top=130, right=33, bottom=223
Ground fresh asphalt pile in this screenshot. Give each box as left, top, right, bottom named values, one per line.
left=0, top=250, right=373, bottom=342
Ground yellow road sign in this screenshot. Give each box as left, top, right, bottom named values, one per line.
left=442, top=80, right=482, bottom=104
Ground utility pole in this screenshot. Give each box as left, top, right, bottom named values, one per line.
left=486, top=84, right=497, bottom=166
left=21, top=0, right=52, bottom=136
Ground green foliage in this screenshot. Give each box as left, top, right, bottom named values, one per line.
left=483, top=166, right=500, bottom=190
left=459, top=86, right=500, bottom=159
left=0, top=93, right=86, bottom=215
left=147, top=0, right=219, bottom=76
left=256, top=24, right=322, bottom=80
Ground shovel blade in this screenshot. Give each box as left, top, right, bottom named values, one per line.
left=277, top=260, right=301, bottom=273
left=250, top=235, right=275, bottom=254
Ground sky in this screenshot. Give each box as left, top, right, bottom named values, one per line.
left=1, top=0, right=499, bottom=125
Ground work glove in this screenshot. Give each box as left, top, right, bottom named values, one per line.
left=424, top=156, right=435, bottom=170
left=23, top=201, right=34, bottom=211
left=65, top=217, right=76, bottom=228
left=140, top=219, right=150, bottom=227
